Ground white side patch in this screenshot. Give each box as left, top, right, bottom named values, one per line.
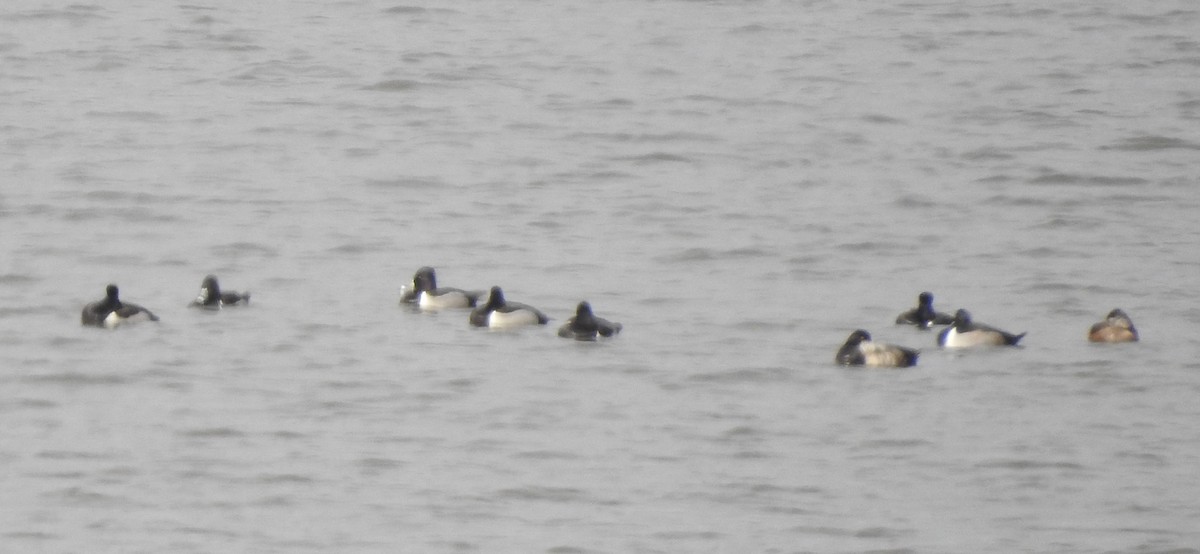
left=942, top=327, right=1001, bottom=348
left=940, top=327, right=959, bottom=347
left=488, top=309, right=540, bottom=329
left=420, top=290, right=467, bottom=310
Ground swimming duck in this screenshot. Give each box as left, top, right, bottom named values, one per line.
left=469, top=286, right=549, bottom=328
left=557, top=301, right=622, bottom=341
left=400, top=266, right=482, bottom=310
left=1088, top=308, right=1138, bottom=343
left=81, top=284, right=159, bottom=328
left=937, top=309, right=1024, bottom=348
left=190, top=275, right=249, bottom=309
left=895, top=291, right=954, bottom=328
left=835, top=329, right=919, bottom=367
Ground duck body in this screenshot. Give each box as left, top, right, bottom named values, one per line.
left=469, top=286, right=549, bottom=329
left=558, top=301, right=622, bottom=341
left=937, top=309, right=1024, bottom=348
left=190, top=275, right=249, bottom=309
left=401, top=267, right=482, bottom=310
left=81, top=284, right=159, bottom=328
left=836, top=329, right=918, bottom=367
left=1088, top=309, right=1138, bottom=343
left=895, top=291, right=954, bottom=328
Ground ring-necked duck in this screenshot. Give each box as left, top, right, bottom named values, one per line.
left=469, top=286, right=549, bottom=329
left=1088, top=308, right=1138, bottom=343
left=190, top=275, right=249, bottom=309
left=557, top=301, right=622, bottom=341
left=836, top=329, right=919, bottom=367
left=895, top=291, right=954, bottom=328
left=937, top=309, right=1024, bottom=348
left=81, top=284, right=159, bottom=328
left=400, top=267, right=483, bottom=310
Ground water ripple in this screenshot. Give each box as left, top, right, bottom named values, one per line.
left=1104, top=135, right=1200, bottom=151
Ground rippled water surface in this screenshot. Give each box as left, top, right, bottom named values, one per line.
left=3, top=1, right=1200, bottom=552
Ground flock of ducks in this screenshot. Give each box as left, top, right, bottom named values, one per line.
left=837, top=292, right=1140, bottom=368
left=81, top=277, right=1137, bottom=360
left=79, top=275, right=249, bottom=327
left=80, top=267, right=623, bottom=341
left=397, top=266, right=622, bottom=340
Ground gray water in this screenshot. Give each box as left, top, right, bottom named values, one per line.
left=2, top=1, right=1199, bottom=552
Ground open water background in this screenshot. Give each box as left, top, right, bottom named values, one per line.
left=2, top=1, right=1199, bottom=552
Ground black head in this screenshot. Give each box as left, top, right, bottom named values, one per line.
left=202, top=275, right=221, bottom=293
left=106, top=284, right=120, bottom=301
left=918, top=292, right=933, bottom=306
left=576, top=301, right=594, bottom=318
left=194, top=275, right=222, bottom=306
left=1106, top=308, right=1129, bottom=321
left=413, top=267, right=437, bottom=292
left=953, top=309, right=972, bottom=327
left=573, top=301, right=598, bottom=329
left=847, top=329, right=872, bottom=345
left=836, top=329, right=872, bottom=365
left=486, top=286, right=505, bottom=308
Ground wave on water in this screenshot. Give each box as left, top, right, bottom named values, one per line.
left=177, top=427, right=247, bottom=439
left=327, top=241, right=389, bottom=255
left=382, top=6, right=459, bottom=16
left=686, top=366, right=793, bottom=384
left=230, top=61, right=354, bottom=83
left=496, top=485, right=594, bottom=503
left=208, top=242, right=280, bottom=258
left=362, top=79, right=424, bottom=92
left=655, top=247, right=773, bottom=263
left=975, top=459, right=1087, bottom=471
left=81, top=190, right=196, bottom=204
left=0, top=6, right=105, bottom=23
left=611, top=152, right=694, bottom=165
left=1103, top=135, right=1200, bottom=151
left=0, top=273, right=38, bottom=285
left=19, top=372, right=131, bottom=386
left=363, top=177, right=448, bottom=190
left=564, top=131, right=721, bottom=144
left=83, top=110, right=165, bottom=122
left=1028, top=172, right=1149, bottom=186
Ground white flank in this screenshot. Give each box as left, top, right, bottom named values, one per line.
left=941, top=327, right=1000, bottom=348
left=941, top=327, right=964, bottom=348
left=488, top=309, right=540, bottom=329
left=419, top=290, right=466, bottom=310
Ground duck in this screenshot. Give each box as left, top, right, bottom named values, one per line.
left=190, top=275, right=249, bottom=309
left=1088, top=308, right=1138, bottom=343
left=937, top=309, right=1024, bottom=348
left=557, top=301, right=622, bottom=340
left=81, top=284, right=159, bottom=328
left=835, top=329, right=919, bottom=367
left=399, top=266, right=483, bottom=310
left=469, top=286, right=549, bottom=328
left=895, top=291, right=954, bottom=328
